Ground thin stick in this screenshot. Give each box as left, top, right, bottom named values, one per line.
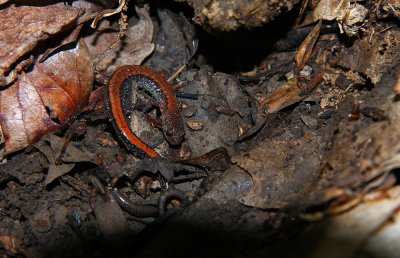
left=167, top=64, right=186, bottom=83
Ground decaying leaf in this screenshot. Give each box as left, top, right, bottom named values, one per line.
left=146, top=9, right=198, bottom=70
left=181, top=0, right=299, bottom=32
left=136, top=158, right=174, bottom=182
left=232, top=131, right=322, bottom=209
left=38, top=25, right=84, bottom=63
left=0, top=3, right=80, bottom=86
left=0, top=39, right=94, bottom=156
left=311, top=0, right=349, bottom=21
left=35, top=137, right=75, bottom=186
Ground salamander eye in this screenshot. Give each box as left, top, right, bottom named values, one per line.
left=166, top=128, right=174, bottom=136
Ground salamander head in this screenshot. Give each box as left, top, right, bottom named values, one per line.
left=163, top=112, right=185, bottom=145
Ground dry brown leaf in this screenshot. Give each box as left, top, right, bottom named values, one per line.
left=0, top=39, right=94, bottom=155
left=86, top=6, right=154, bottom=73
left=70, top=1, right=103, bottom=26
left=0, top=4, right=80, bottom=86
left=47, top=2, right=101, bottom=50
left=180, top=147, right=230, bottom=171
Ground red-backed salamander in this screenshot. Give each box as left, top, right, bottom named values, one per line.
left=108, top=65, right=185, bottom=158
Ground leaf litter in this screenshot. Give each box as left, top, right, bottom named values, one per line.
left=1, top=1, right=400, bottom=257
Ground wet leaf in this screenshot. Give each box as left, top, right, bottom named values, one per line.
left=35, top=133, right=95, bottom=185
left=45, top=134, right=96, bottom=164
left=0, top=39, right=94, bottom=155
left=0, top=3, right=80, bottom=86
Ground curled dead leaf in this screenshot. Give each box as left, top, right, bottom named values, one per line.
left=296, top=20, right=322, bottom=71
left=258, top=70, right=324, bottom=113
